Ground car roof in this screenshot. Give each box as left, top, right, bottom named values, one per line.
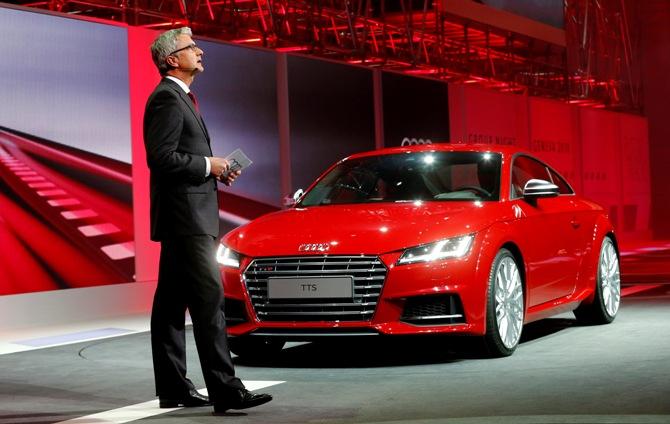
left=344, top=143, right=529, bottom=161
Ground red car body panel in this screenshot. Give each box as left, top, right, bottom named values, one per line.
left=220, top=144, right=616, bottom=338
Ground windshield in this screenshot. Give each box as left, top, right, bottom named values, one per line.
left=299, top=151, right=502, bottom=206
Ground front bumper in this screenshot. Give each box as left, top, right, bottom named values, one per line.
left=221, top=245, right=489, bottom=338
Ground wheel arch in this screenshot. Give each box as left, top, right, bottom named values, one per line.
left=479, top=225, right=528, bottom=314
left=605, top=231, right=620, bottom=258
left=481, top=238, right=527, bottom=356
left=577, top=216, right=619, bottom=305
left=500, top=241, right=527, bottom=306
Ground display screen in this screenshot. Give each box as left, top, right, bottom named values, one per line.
left=0, top=8, right=134, bottom=295
left=1, top=7, right=131, bottom=163
left=287, top=56, right=376, bottom=191
left=195, top=41, right=281, bottom=208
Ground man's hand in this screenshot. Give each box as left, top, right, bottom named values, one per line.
left=209, top=157, right=241, bottom=186
left=209, top=156, right=230, bottom=179
left=221, top=169, right=241, bottom=186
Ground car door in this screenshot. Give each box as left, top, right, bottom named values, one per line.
left=510, top=155, right=581, bottom=307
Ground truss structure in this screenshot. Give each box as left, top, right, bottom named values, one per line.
left=565, top=0, right=642, bottom=110
left=10, top=0, right=642, bottom=111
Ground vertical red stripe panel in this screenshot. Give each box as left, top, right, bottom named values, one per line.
left=580, top=108, right=622, bottom=230
left=127, top=26, right=161, bottom=283
left=527, top=97, right=582, bottom=193
left=448, top=84, right=529, bottom=149
left=620, top=114, right=651, bottom=239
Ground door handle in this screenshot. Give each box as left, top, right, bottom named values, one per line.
left=570, top=219, right=581, bottom=229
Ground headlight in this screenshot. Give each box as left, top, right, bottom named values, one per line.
left=216, top=243, right=240, bottom=268
left=398, top=234, right=474, bottom=265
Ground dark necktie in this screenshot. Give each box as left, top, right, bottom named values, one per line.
left=187, top=91, right=200, bottom=113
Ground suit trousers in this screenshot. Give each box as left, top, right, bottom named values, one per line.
left=151, top=234, right=244, bottom=402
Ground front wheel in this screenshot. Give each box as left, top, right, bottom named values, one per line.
left=574, top=236, right=620, bottom=324
left=483, top=249, right=524, bottom=357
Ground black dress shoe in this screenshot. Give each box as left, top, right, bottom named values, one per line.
left=159, top=389, right=211, bottom=408
left=212, top=388, right=272, bottom=414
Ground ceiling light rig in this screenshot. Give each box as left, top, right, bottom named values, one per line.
left=10, top=0, right=641, bottom=112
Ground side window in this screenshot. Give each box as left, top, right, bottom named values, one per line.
left=548, top=168, right=574, bottom=194
left=511, top=156, right=551, bottom=198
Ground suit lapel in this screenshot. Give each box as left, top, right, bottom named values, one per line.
left=178, top=89, right=211, bottom=144
left=200, top=115, right=211, bottom=141
left=162, top=79, right=211, bottom=144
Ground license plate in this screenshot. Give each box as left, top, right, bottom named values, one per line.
left=267, top=276, right=353, bottom=299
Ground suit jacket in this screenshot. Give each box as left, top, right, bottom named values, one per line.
left=143, top=78, right=218, bottom=241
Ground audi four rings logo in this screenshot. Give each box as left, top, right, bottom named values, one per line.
left=401, top=137, right=432, bottom=146
left=298, top=243, right=331, bottom=252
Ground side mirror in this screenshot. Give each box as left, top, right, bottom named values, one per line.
left=523, top=179, right=559, bottom=198
left=283, top=188, right=304, bottom=207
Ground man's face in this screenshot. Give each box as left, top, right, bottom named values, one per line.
left=168, top=34, right=204, bottom=74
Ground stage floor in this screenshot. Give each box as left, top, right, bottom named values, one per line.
left=1, top=284, right=669, bottom=424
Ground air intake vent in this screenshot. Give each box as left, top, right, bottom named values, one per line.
left=401, top=295, right=465, bottom=325
left=243, top=256, right=387, bottom=322
left=224, top=298, right=247, bottom=327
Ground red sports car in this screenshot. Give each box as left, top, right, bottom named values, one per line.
left=217, top=144, right=620, bottom=357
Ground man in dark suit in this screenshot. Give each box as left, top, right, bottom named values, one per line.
left=143, top=27, right=272, bottom=415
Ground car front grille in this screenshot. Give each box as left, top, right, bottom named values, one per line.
left=243, top=255, right=387, bottom=322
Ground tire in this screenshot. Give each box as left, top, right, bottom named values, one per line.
left=228, top=336, right=285, bottom=360
left=483, top=248, right=524, bottom=357
left=574, top=237, right=620, bottom=325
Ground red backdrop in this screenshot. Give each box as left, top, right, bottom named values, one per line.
left=449, top=83, right=651, bottom=240
left=448, top=84, right=529, bottom=148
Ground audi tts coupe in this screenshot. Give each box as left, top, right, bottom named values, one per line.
left=217, top=144, right=620, bottom=357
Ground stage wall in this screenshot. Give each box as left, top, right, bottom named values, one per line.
left=0, top=4, right=652, bottom=330
left=381, top=72, right=450, bottom=147
left=449, top=84, right=529, bottom=148
left=448, top=84, right=651, bottom=241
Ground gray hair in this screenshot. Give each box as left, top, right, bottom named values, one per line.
left=150, top=27, right=192, bottom=76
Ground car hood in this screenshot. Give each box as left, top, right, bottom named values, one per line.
left=224, top=201, right=511, bottom=257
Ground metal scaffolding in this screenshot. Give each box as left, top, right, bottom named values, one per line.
left=565, top=0, right=642, bottom=110
left=7, top=0, right=642, bottom=112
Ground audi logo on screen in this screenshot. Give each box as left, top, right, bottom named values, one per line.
left=401, top=137, right=432, bottom=146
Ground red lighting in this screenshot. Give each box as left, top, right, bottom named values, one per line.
left=405, top=68, right=439, bottom=75
left=10, top=0, right=640, bottom=112
left=232, top=37, right=262, bottom=43
left=276, top=46, right=310, bottom=52
left=346, top=59, right=385, bottom=65
left=568, top=99, right=605, bottom=108
left=464, top=76, right=488, bottom=84
left=142, top=21, right=188, bottom=28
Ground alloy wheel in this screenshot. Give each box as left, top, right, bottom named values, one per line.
left=495, top=257, right=523, bottom=349
left=494, top=256, right=524, bottom=349
left=599, top=239, right=621, bottom=317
